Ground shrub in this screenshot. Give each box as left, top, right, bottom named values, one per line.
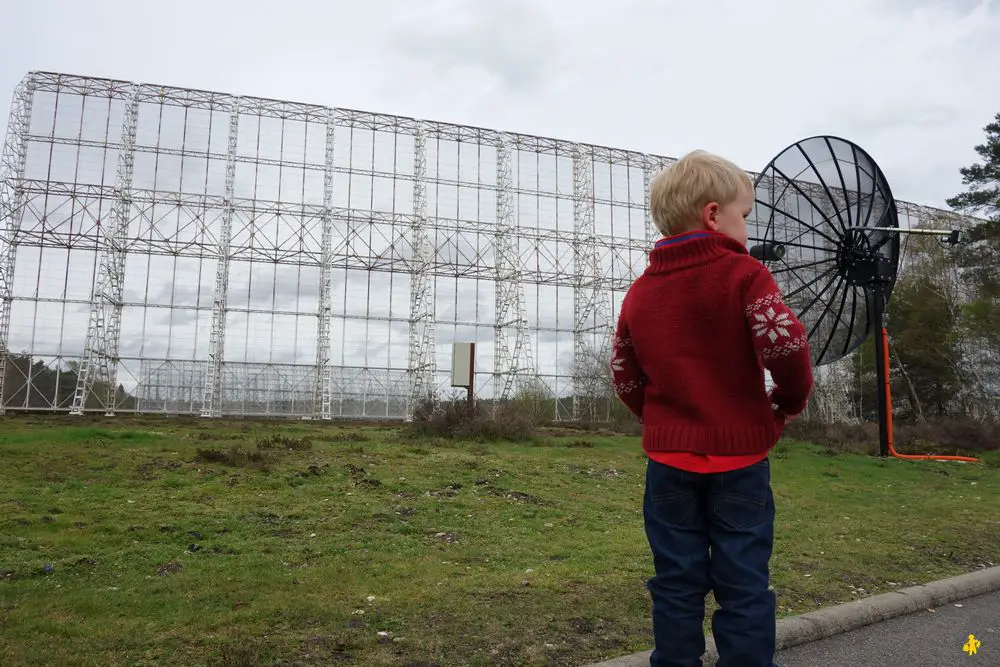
left=404, top=397, right=537, bottom=442
left=783, top=417, right=999, bottom=455
left=509, top=379, right=556, bottom=425
left=894, top=418, right=1000, bottom=454
left=782, top=419, right=876, bottom=454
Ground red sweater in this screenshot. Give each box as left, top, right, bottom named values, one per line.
left=611, top=230, right=814, bottom=458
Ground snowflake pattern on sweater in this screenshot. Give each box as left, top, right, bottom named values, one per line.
left=741, top=271, right=813, bottom=417
left=609, top=333, right=645, bottom=418
left=745, top=291, right=808, bottom=359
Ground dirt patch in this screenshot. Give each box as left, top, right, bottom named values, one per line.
left=424, top=483, right=462, bottom=498
left=195, top=446, right=272, bottom=469
left=563, top=439, right=596, bottom=448
left=157, top=561, right=183, bottom=576
left=484, top=486, right=545, bottom=505
left=468, top=473, right=545, bottom=505
left=290, top=636, right=356, bottom=665
left=211, top=642, right=263, bottom=667
left=256, top=435, right=313, bottom=451
left=247, top=511, right=300, bottom=539
left=344, top=463, right=384, bottom=490
left=568, top=465, right=622, bottom=479
left=344, top=464, right=366, bottom=478
left=294, top=464, right=329, bottom=478
left=316, top=432, right=372, bottom=444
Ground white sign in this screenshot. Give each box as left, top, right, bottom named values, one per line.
left=451, top=342, right=475, bottom=388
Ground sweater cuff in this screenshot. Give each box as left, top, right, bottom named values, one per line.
left=770, top=388, right=807, bottom=417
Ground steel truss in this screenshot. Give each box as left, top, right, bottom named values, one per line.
left=70, top=86, right=140, bottom=415
left=407, top=123, right=435, bottom=416
left=571, top=146, right=613, bottom=420
left=0, top=78, right=34, bottom=416
left=493, top=134, right=535, bottom=402
left=314, top=109, right=337, bottom=420
left=0, top=71, right=989, bottom=420
left=200, top=101, right=240, bottom=417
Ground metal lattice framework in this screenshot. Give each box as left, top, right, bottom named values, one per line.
left=407, top=123, right=435, bottom=413
left=0, top=76, right=34, bottom=414
left=0, top=71, right=988, bottom=419
left=199, top=101, right=240, bottom=418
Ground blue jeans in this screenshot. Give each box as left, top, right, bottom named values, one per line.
left=644, top=457, right=777, bottom=667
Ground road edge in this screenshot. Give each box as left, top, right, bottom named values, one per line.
left=580, top=565, right=1000, bottom=667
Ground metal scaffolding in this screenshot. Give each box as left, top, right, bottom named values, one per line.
left=0, top=71, right=988, bottom=419
left=69, top=87, right=139, bottom=415
left=492, top=134, right=534, bottom=402
left=313, top=108, right=337, bottom=420
left=407, top=123, right=435, bottom=413
left=0, top=77, right=34, bottom=416
left=199, top=101, right=240, bottom=418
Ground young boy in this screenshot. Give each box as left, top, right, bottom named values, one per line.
left=610, top=150, right=814, bottom=667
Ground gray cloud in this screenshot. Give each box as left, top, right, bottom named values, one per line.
left=389, top=0, right=558, bottom=93
left=878, top=0, right=996, bottom=15
left=838, top=105, right=961, bottom=136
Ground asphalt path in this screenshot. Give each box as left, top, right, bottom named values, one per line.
left=775, top=590, right=1000, bottom=666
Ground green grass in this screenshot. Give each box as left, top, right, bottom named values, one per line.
left=1, top=415, right=999, bottom=666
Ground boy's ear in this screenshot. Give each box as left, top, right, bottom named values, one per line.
left=701, top=202, right=719, bottom=231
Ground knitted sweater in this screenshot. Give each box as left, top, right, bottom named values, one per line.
left=611, top=230, right=814, bottom=456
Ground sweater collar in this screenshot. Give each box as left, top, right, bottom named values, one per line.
left=647, top=230, right=749, bottom=272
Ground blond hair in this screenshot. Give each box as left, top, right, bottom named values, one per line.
left=649, top=150, right=752, bottom=236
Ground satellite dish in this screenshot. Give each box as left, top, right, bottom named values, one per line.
left=749, top=136, right=901, bottom=459
left=749, top=136, right=900, bottom=367
left=748, top=135, right=978, bottom=462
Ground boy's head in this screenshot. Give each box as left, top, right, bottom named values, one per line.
left=649, top=150, right=754, bottom=246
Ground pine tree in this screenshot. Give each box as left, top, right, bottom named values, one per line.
left=946, top=112, right=1000, bottom=410
left=947, top=112, right=1000, bottom=221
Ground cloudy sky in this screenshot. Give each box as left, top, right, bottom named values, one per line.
left=2, top=0, right=999, bottom=408
left=2, top=0, right=998, bottom=209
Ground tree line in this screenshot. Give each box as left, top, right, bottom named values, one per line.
left=1, top=354, right=136, bottom=412
left=846, top=112, right=1000, bottom=424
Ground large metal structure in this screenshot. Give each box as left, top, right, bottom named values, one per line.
left=0, top=71, right=985, bottom=419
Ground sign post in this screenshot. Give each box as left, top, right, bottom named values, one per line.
left=450, top=342, right=475, bottom=413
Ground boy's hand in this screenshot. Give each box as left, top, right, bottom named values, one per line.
left=774, top=408, right=794, bottom=423
left=771, top=402, right=793, bottom=423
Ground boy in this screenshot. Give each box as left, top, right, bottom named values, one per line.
left=610, top=150, right=814, bottom=667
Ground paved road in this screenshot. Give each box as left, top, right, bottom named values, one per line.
left=775, top=590, right=1000, bottom=666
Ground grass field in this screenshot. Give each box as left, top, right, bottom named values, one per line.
left=1, top=415, right=999, bottom=666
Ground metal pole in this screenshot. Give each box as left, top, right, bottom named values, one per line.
left=871, top=287, right=890, bottom=457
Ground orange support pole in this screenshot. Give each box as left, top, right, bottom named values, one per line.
left=880, top=326, right=980, bottom=463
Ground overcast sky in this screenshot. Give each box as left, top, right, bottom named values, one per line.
left=2, top=0, right=999, bottom=210
left=2, top=0, right=1000, bottom=408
